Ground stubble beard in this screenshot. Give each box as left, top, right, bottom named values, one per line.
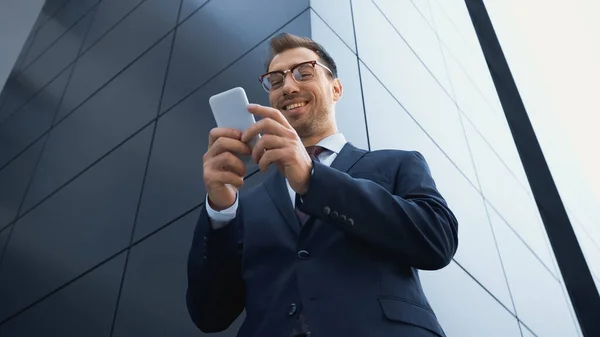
left=292, top=106, right=332, bottom=140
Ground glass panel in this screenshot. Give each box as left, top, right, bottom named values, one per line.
left=489, top=203, right=581, bottom=337
left=360, top=61, right=514, bottom=311
left=352, top=0, right=477, bottom=185
left=420, top=262, right=522, bottom=337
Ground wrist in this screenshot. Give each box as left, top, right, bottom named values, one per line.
left=298, top=160, right=315, bottom=196
left=207, top=195, right=234, bottom=211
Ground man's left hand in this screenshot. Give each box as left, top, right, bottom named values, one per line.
left=241, top=103, right=312, bottom=195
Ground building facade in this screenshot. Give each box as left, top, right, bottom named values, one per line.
left=0, top=0, right=597, bottom=336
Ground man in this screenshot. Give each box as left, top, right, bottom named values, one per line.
left=186, top=33, right=459, bottom=337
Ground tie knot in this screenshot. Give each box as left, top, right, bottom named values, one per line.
left=305, top=145, right=326, bottom=160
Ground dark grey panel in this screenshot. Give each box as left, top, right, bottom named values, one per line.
left=0, top=126, right=152, bottom=321
left=0, top=76, right=31, bottom=124
left=21, top=36, right=171, bottom=211
left=178, top=0, right=208, bottom=22
left=133, top=11, right=311, bottom=240
left=10, top=24, right=39, bottom=74
left=16, top=10, right=92, bottom=114
left=160, top=0, right=310, bottom=111
left=56, top=0, right=179, bottom=121
left=0, top=253, right=126, bottom=337
left=22, top=0, right=99, bottom=68
left=81, top=0, right=146, bottom=51
left=0, top=226, right=9, bottom=262
left=113, top=208, right=245, bottom=337
left=0, top=66, right=71, bottom=169
left=41, top=0, right=73, bottom=21
left=0, top=136, right=46, bottom=231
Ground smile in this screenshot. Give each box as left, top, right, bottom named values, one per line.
left=285, top=102, right=308, bottom=110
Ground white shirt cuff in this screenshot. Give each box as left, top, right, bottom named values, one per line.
left=205, top=193, right=238, bottom=229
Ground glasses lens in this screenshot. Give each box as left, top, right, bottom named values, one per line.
left=293, top=63, right=315, bottom=82
left=263, top=73, right=284, bottom=91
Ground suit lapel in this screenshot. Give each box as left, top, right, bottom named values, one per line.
left=264, top=170, right=300, bottom=235
left=331, top=142, right=368, bottom=173
left=301, top=143, right=367, bottom=230
left=263, top=143, right=367, bottom=235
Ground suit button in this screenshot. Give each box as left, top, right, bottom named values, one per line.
left=347, top=218, right=354, bottom=226
left=322, top=206, right=331, bottom=215
left=297, top=250, right=310, bottom=260
left=340, top=214, right=346, bottom=222
left=330, top=211, right=338, bottom=219
left=288, top=303, right=297, bottom=316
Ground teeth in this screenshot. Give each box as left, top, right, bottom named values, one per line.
left=285, top=102, right=306, bottom=110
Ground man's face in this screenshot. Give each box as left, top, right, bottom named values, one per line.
left=267, top=47, right=342, bottom=138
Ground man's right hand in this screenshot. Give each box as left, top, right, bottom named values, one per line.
left=203, top=127, right=252, bottom=211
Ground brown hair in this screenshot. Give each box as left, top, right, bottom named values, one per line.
left=264, top=33, right=338, bottom=78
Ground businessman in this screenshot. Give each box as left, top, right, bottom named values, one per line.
left=186, top=33, right=459, bottom=337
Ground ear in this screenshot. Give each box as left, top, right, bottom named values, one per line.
left=331, top=78, right=343, bottom=102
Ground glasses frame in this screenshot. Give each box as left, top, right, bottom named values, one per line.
left=258, top=60, right=333, bottom=93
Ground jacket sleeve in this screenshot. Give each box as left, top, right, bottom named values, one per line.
left=186, top=203, right=245, bottom=332
left=297, top=150, right=458, bottom=270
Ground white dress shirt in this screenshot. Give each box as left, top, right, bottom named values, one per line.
left=206, top=133, right=348, bottom=229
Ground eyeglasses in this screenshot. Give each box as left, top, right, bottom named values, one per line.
left=258, top=60, right=333, bottom=92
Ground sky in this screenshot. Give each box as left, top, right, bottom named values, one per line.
left=484, top=0, right=600, bottom=209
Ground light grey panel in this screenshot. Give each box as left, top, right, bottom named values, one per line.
left=520, top=323, right=536, bottom=337
left=420, top=262, right=522, bottom=337
left=310, top=10, right=368, bottom=151
left=360, top=62, right=514, bottom=312
left=410, top=0, right=434, bottom=27
left=0, top=253, right=126, bottom=337
left=571, top=220, right=600, bottom=291
left=445, top=51, right=529, bottom=189
left=0, top=136, right=46, bottom=231
left=310, top=0, right=355, bottom=52
left=462, top=117, right=557, bottom=275
left=429, top=0, right=503, bottom=116
left=21, top=35, right=171, bottom=211
left=352, top=0, right=477, bottom=186
left=0, top=126, right=152, bottom=322
left=373, top=0, right=453, bottom=96
left=489, top=203, right=580, bottom=337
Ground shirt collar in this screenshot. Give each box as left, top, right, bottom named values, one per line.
left=315, top=133, right=347, bottom=154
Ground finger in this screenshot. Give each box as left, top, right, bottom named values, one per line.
left=207, top=137, right=251, bottom=159
left=251, top=134, right=288, bottom=164
left=210, top=151, right=246, bottom=177
left=242, top=118, right=293, bottom=144
left=247, top=103, right=291, bottom=128
left=258, top=148, right=287, bottom=172
left=206, top=170, right=244, bottom=189
left=208, top=127, right=242, bottom=148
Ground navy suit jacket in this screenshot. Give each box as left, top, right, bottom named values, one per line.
left=186, top=142, right=459, bottom=337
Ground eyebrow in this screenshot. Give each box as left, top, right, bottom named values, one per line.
left=269, top=60, right=312, bottom=73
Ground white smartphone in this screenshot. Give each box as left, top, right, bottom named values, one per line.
left=209, top=87, right=260, bottom=149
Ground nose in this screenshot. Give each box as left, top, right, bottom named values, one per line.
left=281, top=72, right=299, bottom=95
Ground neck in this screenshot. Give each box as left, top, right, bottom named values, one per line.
left=301, top=128, right=338, bottom=147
